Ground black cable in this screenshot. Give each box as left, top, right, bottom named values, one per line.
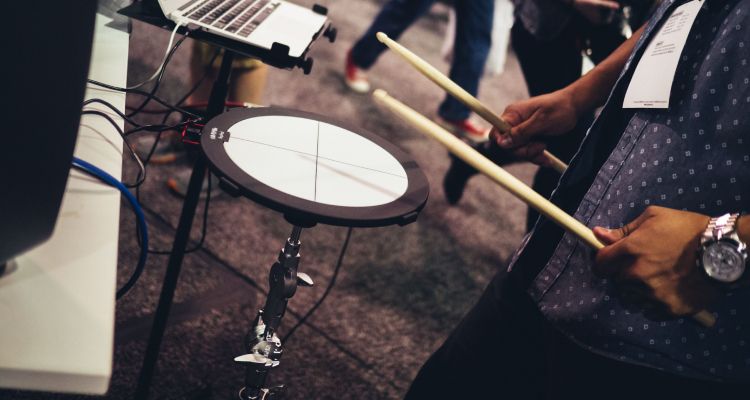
left=132, top=47, right=223, bottom=253
left=86, top=80, right=201, bottom=119
left=80, top=109, right=147, bottom=188
left=126, top=32, right=192, bottom=118
left=139, top=47, right=221, bottom=166
left=124, top=120, right=188, bottom=137
left=282, top=227, right=354, bottom=343
left=147, top=172, right=212, bottom=255
left=84, top=98, right=195, bottom=136
left=120, top=45, right=220, bottom=118
left=83, top=98, right=144, bottom=128
left=141, top=107, right=189, bottom=167
left=81, top=96, right=196, bottom=191
left=84, top=31, right=216, bottom=261
left=134, top=44, right=222, bottom=212
left=176, top=47, right=222, bottom=108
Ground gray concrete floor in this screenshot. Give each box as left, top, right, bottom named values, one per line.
left=3, top=1, right=540, bottom=399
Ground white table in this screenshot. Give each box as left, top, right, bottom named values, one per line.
left=0, top=13, right=128, bottom=395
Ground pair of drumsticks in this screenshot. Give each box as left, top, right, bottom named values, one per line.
left=371, top=32, right=715, bottom=327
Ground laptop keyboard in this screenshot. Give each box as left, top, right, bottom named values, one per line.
left=237, top=1, right=278, bottom=37
left=201, top=0, right=242, bottom=25
left=186, top=0, right=279, bottom=37
left=187, top=0, right=223, bottom=21
left=226, top=0, right=269, bottom=33
left=215, top=0, right=252, bottom=29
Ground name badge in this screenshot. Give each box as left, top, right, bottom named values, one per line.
left=623, top=0, right=704, bottom=109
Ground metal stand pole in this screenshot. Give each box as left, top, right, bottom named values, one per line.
left=235, top=225, right=313, bottom=400
left=134, top=50, right=236, bottom=400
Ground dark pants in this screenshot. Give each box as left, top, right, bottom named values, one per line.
left=511, top=21, right=622, bottom=231
left=404, top=271, right=748, bottom=399
left=350, top=0, right=493, bottom=121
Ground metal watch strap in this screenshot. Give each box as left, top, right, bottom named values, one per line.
left=703, top=213, right=740, bottom=242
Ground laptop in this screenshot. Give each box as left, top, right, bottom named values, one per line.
left=157, top=0, right=328, bottom=58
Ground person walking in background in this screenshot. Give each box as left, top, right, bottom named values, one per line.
left=345, top=0, right=495, bottom=141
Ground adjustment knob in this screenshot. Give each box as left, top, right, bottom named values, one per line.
left=323, top=25, right=337, bottom=43
left=300, top=57, right=314, bottom=75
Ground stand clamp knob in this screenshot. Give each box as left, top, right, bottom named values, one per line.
left=300, top=57, right=314, bottom=75
left=323, top=25, right=337, bottom=43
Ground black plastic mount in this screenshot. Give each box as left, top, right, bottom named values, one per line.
left=312, top=4, right=328, bottom=15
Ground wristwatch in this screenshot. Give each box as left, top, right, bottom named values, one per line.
left=698, top=213, right=748, bottom=283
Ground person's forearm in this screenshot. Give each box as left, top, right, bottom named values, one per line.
left=565, top=25, right=645, bottom=115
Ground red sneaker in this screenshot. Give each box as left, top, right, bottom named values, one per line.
left=344, top=50, right=371, bottom=93
left=436, top=117, right=489, bottom=143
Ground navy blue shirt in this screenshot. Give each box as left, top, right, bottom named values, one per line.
left=511, top=0, right=573, bottom=40
left=509, top=0, right=750, bottom=382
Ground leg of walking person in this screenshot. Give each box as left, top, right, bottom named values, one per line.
left=436, top=0, right=493, bottom=123
left=349, top=0, right=437, bottom=70
left=510, top=21, right=592, bottom=232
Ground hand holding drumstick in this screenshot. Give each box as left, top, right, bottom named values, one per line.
left=375, top=32, right=569, bottom=174
left=372, top=89, right=717, bottom=328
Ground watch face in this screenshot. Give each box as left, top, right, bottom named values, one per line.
left=702, top=240, right=746, bottom=283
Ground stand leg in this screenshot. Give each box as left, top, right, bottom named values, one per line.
left=235, top=225, right=311, bottom=400
left=134, top=50, right=236, bottom=400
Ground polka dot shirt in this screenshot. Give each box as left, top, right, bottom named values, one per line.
left=524, top=0, right=750, bottom=382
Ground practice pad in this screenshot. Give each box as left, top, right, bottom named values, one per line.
left=201, top=107, right=429, bottom=227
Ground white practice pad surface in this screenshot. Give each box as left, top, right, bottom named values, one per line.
left=223, top=116, right=408, bottom=207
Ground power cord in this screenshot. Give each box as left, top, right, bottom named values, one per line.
left=87, top=78, right=201, bottom=119
left=139, top=47, right=221, bottom=167
left=86, top=24, right=199, bottom=120
left=80, top=22, right=215, bottom=263
left=80, top=109, right=147, bottom=188
left=282, top=227, right=354, bottom=343
left=126, top=48, right=221, bottom=116
left=71, top=157, right=149, bottom=300
left=83, top=98, right=148, bottom=128
left=80, top=97, right=199, bottom=189
left=132, top=44, right=222, bottom=253
left=126, top=30, right=192, bottom=118
left=125, top=20, right=186, bottom=90
left=125, top=120, right=191, bottom=137
left=146, top=173, right=212, bottom=255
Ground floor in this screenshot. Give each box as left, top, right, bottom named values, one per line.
left=4, top=1, right=539, bottom=399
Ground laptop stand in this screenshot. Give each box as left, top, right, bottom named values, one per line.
left=116, top=3, right=336, bottom=398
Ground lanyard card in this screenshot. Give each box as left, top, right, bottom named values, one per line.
left=623, top=0, right=704, bottom=109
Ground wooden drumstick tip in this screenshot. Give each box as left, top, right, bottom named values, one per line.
left=373, top=88, right=388, bottom=99
left=376, top=32, right=388, bottom=43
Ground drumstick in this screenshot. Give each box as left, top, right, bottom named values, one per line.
left=373, top=89, right=716, bottom=328
left=375, top=32, right=568, bottom=174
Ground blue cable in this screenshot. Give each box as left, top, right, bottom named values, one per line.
left=71, top=157, right=148, bottom=299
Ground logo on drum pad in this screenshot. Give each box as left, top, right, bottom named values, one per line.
left=209, top=127, right=230, bottom=142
